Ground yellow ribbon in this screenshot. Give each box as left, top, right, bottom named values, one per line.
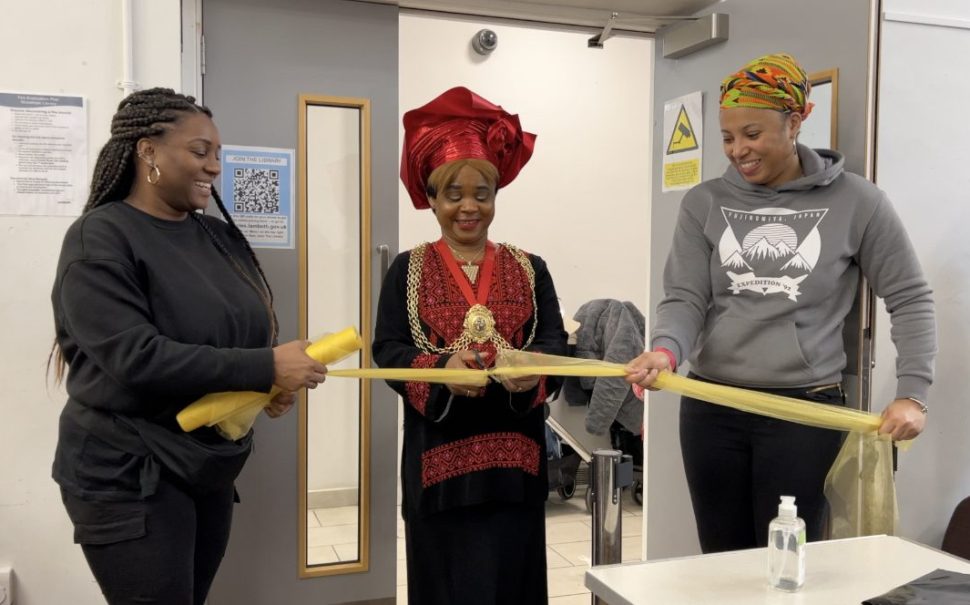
left=653, top=372, right=883, bottom=433
left=328, top=367, right=490, bottom=386
left=332, top=349, right=883, bottom=434
left=176, top=338, right=897, bottom=538
left=329, top=348, right=898, bottom=537
left=175, top=326, right=363, bottom=439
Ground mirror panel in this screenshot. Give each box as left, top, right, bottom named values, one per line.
left=298, top=94, right=371, bottom=577
left=802, top=69, right=839, bottom=151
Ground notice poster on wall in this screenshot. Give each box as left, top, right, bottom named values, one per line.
left=662, top=91, right=703, bottom=192
left=220, top=145, right=295, bottom=249
left=0, top=92, right=87, bottom=216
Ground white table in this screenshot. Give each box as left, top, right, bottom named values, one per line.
left=585, top=535, right=970, bottom=604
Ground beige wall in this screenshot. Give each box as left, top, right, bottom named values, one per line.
left=0, top=2, right=181, bottom=603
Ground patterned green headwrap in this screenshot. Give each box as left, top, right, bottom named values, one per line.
left=720, top=53, right=814, bottom=118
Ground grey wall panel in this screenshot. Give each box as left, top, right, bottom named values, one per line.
left=202, top=0, right=399, bottom=602
left=648, top=0, right=874, bottom=559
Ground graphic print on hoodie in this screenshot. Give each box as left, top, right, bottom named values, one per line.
left=718, top=206, right=827, bottom=302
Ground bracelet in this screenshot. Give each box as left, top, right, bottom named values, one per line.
left=632, top=383, right=645, bottom=401
left=906, top=397, right=928, bottom=414
left=654, top=347, right=677, bottom=372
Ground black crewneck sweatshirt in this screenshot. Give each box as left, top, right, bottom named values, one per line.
left=51, top=202, right=276, bottom=497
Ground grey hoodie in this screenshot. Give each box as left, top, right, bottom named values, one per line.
left=652, top=144, right=936, bottom=402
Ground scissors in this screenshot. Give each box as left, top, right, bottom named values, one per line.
left=472, top=349, right=509, bottom=385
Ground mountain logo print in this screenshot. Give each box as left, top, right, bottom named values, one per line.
left=717, top=207, right=827, bottom=301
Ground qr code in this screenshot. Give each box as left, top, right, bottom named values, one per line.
left=233, top=168, right=280, bottom=213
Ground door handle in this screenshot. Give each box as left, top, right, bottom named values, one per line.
left=378, top=244, right=390, bottom=283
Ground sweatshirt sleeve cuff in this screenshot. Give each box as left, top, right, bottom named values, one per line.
left=896, top=375, right=931, bottom=404
left=650, top=337, right=681, bottom=368
left=232, top=348, right=276, bottom=393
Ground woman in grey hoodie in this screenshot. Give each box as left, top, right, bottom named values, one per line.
left=625, top=53, right=936, bottom=554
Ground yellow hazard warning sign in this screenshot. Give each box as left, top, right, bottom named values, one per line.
left=663, top=92, right=702, bottom=191
left=666, top=105, right=699, bottom=154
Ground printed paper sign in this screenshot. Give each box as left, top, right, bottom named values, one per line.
left=220, top=145, right=295, bottom=249
left=662, top=91, right=703, bottom=192
left=0, top=92, right=87, bottom=216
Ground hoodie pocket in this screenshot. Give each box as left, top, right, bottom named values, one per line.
left=695, top=316, right=814, bottom=385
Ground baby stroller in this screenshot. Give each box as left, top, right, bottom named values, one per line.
left=610, top=421, right=643, bottom=505
left=561, top=299, right=647, bottom=509
left=547, top=415, right=640, bottom=512
left=545, top=415, right=591, bottom=502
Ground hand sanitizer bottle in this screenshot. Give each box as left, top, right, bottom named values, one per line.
left=768, top=495, right=806, bottom=591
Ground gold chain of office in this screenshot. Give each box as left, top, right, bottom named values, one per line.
left=406, top=242, right=538, bottom=354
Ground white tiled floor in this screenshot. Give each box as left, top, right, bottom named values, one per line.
left=306, top=505, right=360, bottom=565
left=544, top=490, right=643, bottom=603
left=335, top=488, right=645, bottom=604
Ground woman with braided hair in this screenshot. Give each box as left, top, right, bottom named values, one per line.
left=49, top=88, right=327, bottom=603
left=626, top=53, right=936, bottom=553
left=373, top=87, right=567, bottom=604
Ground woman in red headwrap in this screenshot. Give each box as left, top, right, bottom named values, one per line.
left=373, top=87, right=567, bottom=604
left=626, top=54, right=936, bottom=553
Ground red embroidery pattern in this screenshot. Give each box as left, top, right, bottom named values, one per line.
left=421, top=432, right=540, bottom=488
left=417, top=245, right=534, bottom=350
left=406, top=353, right=441, bottom=415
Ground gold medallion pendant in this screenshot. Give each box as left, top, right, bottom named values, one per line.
left=463, top=304, right=497, bottom=344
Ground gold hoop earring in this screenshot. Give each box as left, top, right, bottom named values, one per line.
left=147, top=164, right=161, bottom=185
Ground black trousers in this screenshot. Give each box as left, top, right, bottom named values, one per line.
left=679, top=380, right=845, bottom=554
left=61, top=473, right=235, bottom=605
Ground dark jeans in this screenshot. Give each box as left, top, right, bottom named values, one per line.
left=61, top=473, right=235, bottom=604
left=679, top=379, right=845, bottom=554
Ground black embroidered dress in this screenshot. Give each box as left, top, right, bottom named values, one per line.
left=373, top=240, right=567, bottom=605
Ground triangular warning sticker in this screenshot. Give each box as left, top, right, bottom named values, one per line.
left=666, top=105, right=699, bottom=154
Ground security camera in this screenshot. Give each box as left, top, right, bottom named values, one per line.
left=472, top=29, right=498, bottom=55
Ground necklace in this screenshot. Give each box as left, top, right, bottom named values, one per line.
left=447, top=244, right=485, bottom=283
left=408, top=241, right=538, bottom=354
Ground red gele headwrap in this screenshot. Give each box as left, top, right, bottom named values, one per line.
left=401, top=87, right=536, bottom=209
